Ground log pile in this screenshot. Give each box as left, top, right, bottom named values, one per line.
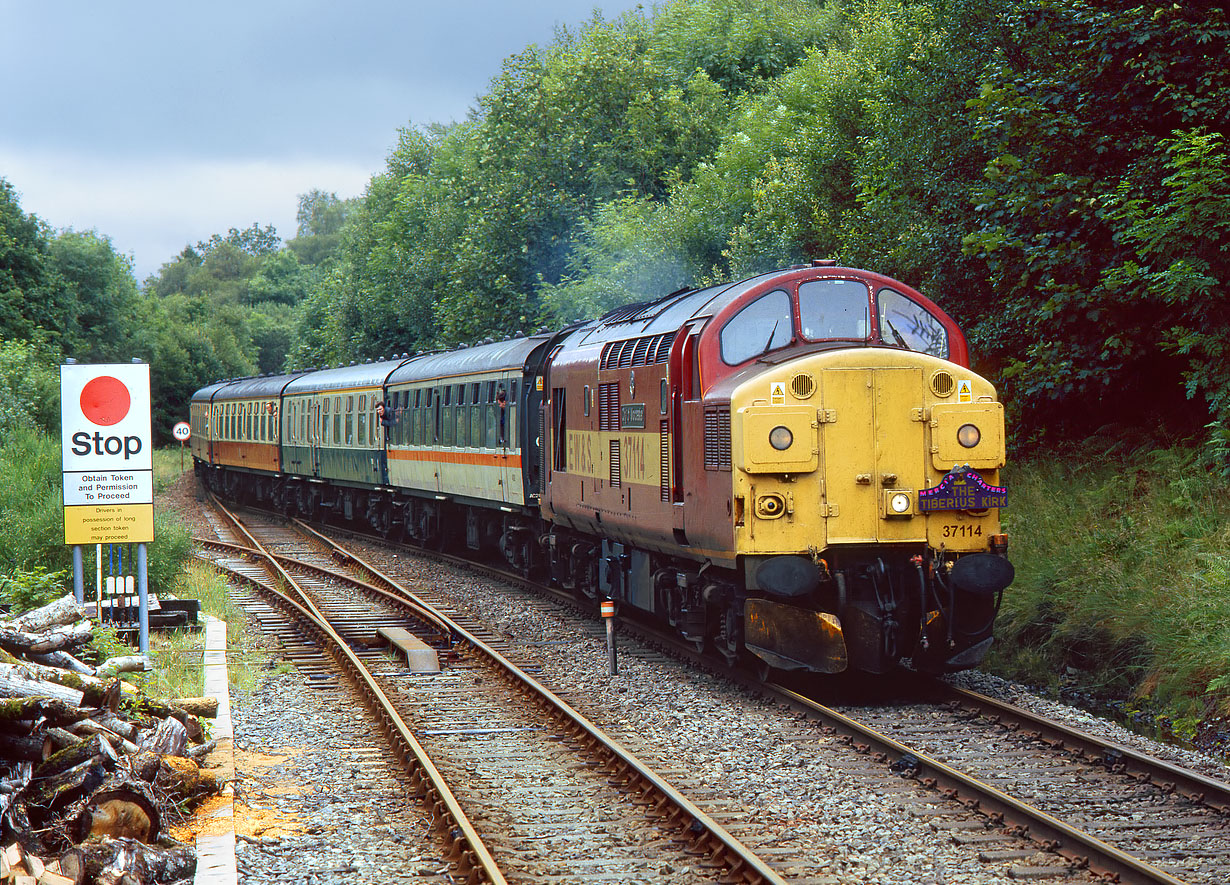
left=0, top=596, right=219, bottom=885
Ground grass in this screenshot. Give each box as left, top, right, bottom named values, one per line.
left=140, top=560, right=276, bottom=700
left=990, top=437, right=1230, bottom=734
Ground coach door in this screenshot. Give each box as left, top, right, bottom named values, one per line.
left=309, top=397, right=323, bottom=477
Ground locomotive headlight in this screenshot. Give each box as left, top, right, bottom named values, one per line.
left=769, top=425, right=794, bottom=451
left=890, top=492, right=911, bottom=514
left=957, top=423, right=981, bottom=448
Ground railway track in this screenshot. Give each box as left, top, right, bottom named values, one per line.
left=815, top=684, right=1230, bottom=885
left=196, top=499, right=1230, bottom=883
left=196, top=499, right=789, bottom=885
left=320, top=518, right=1230, bottom=883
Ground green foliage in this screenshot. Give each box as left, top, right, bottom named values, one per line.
left=961, top=2, right=1230, bottom=436
left=0, top=425, right=65, bottom=574
left=992, top=441, right=1230, bottom=719
left=0, top=566, right=70, bottom=614
left=0, top=337, right=60, bottom=439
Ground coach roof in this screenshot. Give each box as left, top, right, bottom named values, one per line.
left=387, top=335, right=552, bottom=385
left=282, top=359, right=410, bottom=396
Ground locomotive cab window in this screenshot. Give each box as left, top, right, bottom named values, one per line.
left=799, top=279, right=870, bottom=340
left=720, top=289, right=793, bottom=365
left=876, top=288, right=949, bottom=358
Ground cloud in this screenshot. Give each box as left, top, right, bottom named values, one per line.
left=1, top=149, right=373, bottom=280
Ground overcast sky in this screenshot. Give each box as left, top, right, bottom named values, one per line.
left=0, top=1, right=646, bottom=281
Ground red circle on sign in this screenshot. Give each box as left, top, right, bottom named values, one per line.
left=80, top=376, right=131, bottom=426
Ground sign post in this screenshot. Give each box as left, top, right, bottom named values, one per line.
left=601, top=599, right=618, bottom=675
left=172, top=421, right=191, bottom=472
left=61, top=362, right=154, bottom=654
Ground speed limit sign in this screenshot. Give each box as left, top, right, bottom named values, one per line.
left=172, top=421, right=191, bottom=442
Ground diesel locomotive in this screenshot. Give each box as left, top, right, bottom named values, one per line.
left=191, top=261, right=1014, bottom=676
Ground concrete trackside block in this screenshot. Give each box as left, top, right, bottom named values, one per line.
left=377, top=626, right=441, bottom=673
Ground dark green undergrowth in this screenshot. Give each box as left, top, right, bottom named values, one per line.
left=990, top=434, right=1230, bottom=736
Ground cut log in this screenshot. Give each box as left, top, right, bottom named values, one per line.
left=0, top=621, right=93, bottom=656
left=56, top=848, right=85, bottom=885
left=154, top=755, right=219, bottom=803
left=60, top=838, right=194, bottom=885
left=184, top=739, right=216, bottom=761
left=94, top=656, right=149, bottom=679
left=128, top=699, right=203, bottom=743
left=0, top=655, right=98, bottom=694
left=6, top=596, right=91, bottom=635
left=166, top=696, right=218, bottom=719
left=93, top=712, right=139, bottom=742
left=126, top=750, right=161, bottom=783
left=67, top=719, right=140, bottom=756
left=79, top=679, right=123, bottom=712
left=0, top=665, right=85, bottom=707
left=21, top=734, right=118, bottom=817
left=0, top=733, right=54, bottom=763
left=74, top=777, right=161, bottom=843
left=137, top=718, right=186, bottom=757
left=25, top=650, right=95, bottom=676
left=0, top=698, right=89, bottom=728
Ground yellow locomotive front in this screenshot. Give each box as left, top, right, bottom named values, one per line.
left=687, top=265, right=1013, bottom=675
left=730, top=348, right=1011, bottom=673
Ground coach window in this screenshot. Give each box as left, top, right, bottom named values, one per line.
left=443, top=390, right=455, bottom=446
left=799, top=279, right=870, bottom=340
left=877, top=288, right=949, bottom=358
left=471, top=401, right=483, bottom=447
left=456, top=401, right=468, bottom=447
left=508, top=382, right=517, bottom=446
left=720, top=289, right=793, bottom=365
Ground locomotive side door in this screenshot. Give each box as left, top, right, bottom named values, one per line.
left=667, top=321, right=703, bottom=542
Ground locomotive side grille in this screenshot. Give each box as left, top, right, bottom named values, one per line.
left=539, top=408, right=547, bottom=494
left=598, top=382, right=620, bottom=431
left=601, top=331, right=678, bottom=369
left=652, top=331, right=676, bottom=363
left=609, top=439, right=622, bottom=487
left=719, top=408, right=731, bottom=469
left=703, top=407, right=732, bottom=471
left=659, top=420, right=670, bottom=502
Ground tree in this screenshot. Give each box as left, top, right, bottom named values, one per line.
left=0, top=178, right=66, bottom=346
left=961, top=1, right=1230, bottom=436
left=49, top=230, right=142, bottom=363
